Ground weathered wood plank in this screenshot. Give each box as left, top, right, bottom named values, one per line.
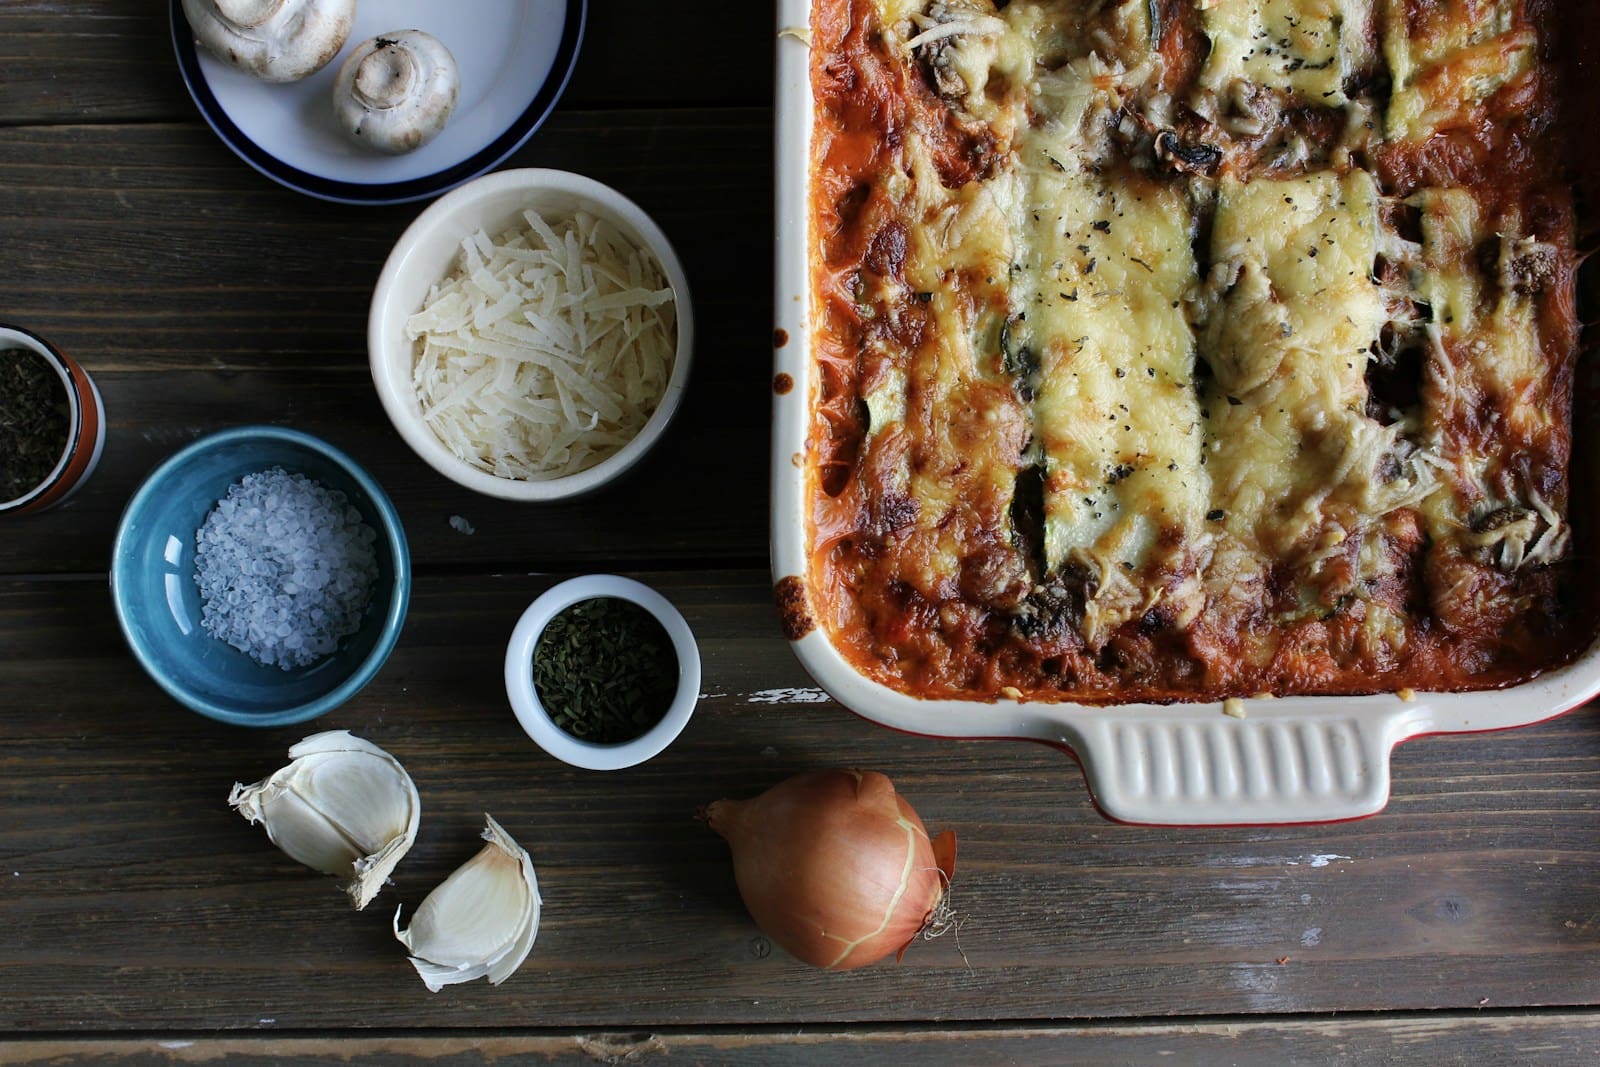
left=4, top=573, right=1600, bottom=1031
left=3, top=1011, right=1600, bottom=1066
left=8, top=0, right=1600, bottom=1045
left=569, top=0, right=775, bottom=109
left=0, top=111, right=773, bottom=574
left=3, top=366, right=770, bottom=573
left=0, top=1, right=773, bottom=126
left=0, top=115, right=768, bottom=334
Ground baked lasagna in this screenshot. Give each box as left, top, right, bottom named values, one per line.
left=803, top=0, right=1597, bottom=702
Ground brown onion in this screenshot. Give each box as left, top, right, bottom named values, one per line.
left=705, top=769, right=957, bottom=970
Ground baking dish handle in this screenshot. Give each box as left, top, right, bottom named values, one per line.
left=1055, top=704, right=1430, bottom=826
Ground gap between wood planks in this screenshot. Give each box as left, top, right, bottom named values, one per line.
left=2, top=1004, right=1598, bottom=1045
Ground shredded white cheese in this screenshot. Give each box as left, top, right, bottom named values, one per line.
left=902, top=14, right=1008, bottom=52
left=407, top=209, right=677, bottom=480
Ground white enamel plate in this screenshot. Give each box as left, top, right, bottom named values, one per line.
left=171, top=0, right=587, bottom=205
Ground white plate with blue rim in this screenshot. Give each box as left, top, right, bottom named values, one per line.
left=170, top=0, right=586, bottom=205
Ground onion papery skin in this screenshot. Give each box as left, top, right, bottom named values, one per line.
left=706, top=769, right=956, bottom=970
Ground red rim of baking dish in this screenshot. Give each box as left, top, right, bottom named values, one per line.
left=0, top=322, right=105, bottom=516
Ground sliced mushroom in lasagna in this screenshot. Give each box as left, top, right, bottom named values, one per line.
left=806, top=0, right=1592, bottom=702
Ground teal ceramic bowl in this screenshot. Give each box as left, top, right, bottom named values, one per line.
left=111, top=426, right=411, bottom=727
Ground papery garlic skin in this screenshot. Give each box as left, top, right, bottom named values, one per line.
left=229, top=730, right=420, bottom=911
left=394, top=814, right=541, bottom=992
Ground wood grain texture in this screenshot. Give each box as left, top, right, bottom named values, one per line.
left=3, top=1012, right=1600, bottom=1065
left=5, top=574, right=1600, bottom=1031
left=7, top=0, right=1600, bottom=1050
left=0, top=111, right=773, bottom=574
left=0, top=2, right=772, bottom=126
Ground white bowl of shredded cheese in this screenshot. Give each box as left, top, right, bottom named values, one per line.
left=369, top=168, right=693, bottom=500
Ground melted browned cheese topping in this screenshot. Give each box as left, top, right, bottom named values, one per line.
left=807, top=0, right=1595, bottom=703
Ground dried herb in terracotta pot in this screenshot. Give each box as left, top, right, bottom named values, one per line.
left=533, top=596, right=678, bottom=744
left=0, top=347, right=69, bottom=503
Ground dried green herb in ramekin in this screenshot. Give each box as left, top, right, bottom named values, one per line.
left=533, top=596, right=679, bottom=744
left=0, top=347, right=70, bottom=503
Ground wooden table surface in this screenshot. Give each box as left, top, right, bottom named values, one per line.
left=4, top=3, right=1600, bottom=1064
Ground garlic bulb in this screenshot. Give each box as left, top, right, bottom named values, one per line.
left=394, top=814, right=541, bottom=992
left=228, top=730, right=420, bottom=911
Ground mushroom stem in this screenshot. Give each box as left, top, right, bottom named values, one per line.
left=213, top=0, right=278, bottom=27
left=332, top=30, right=460, bottom=155
left=182, top=0, right=355, bottom=82
left=354, top=44, right=421, bottom=111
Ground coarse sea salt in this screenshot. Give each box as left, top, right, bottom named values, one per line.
left=194, top=467, right=379, bottom=670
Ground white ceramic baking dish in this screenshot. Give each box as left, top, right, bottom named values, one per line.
left=768, top=1, right=1600, bottom=826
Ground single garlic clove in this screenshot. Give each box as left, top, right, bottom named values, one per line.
left=393, top=814, right=541, bottom=992
left=228, top=730, right=420, bottom=910
left=234, top=782, right=362, bottom=877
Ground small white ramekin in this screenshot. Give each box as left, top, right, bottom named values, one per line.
left=368, top=168, right=694, bottom=502
left=504, top=574, right=701, bottom=770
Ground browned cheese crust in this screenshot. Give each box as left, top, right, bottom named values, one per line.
left=806, top=0, right=1596, bottom=703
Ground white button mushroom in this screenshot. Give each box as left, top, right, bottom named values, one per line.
left=332, top=31, right=461, bottom=155
left=181, top=0, right=355, bottom=83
